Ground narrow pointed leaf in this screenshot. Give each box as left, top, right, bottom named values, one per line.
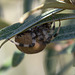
left=51, top=24, right=75, bottom=42
left=0, top=13, right=75, bottom=48
left=45, top=49, right=58, bottom=75
left=33, top=13, right=75, bottom=27
left=0, top=23, right=21, bottom=40
left=12, top=52, right=25, bottom=67
left=43, top=1, right=75, bottom=10
left=0, top=13, right=75, bottom=41
left=0, top=9, right=63, bottom=40
left=57, top=60, right=73, bottom=75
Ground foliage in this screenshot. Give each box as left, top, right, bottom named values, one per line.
left=0, top=0, right=75, bottom=75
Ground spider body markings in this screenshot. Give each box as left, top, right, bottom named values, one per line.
left=10, top=20, right=61, bottom=54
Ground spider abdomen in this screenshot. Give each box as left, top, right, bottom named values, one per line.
left=15, top=32, right=46, bottom=54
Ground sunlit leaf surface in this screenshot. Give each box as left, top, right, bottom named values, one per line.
left=43, top=2, right=75, bottom=10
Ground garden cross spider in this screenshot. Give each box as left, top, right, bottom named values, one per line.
left=10, top=20, right=61, bottom=54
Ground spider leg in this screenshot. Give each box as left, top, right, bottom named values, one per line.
left=42, top=21, right=55, bottom=42
left=53, top=20, right=61, bottom=38
left=9, top=39, right=20, bottom=46
left=43, top=20, right=61, bottom=44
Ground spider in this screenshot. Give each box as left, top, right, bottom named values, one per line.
left=10, top=20, right=61, bottom=54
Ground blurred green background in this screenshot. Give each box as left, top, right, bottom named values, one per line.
left=0, top=0, right=75, bottom=75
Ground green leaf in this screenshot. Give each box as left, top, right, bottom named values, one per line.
left=45, top=49, right=58, bottom=75
left=57, top=43, right=75, bottom=67
left=43, top=1, right=75, bottom=10
left=0, top=13, right=75, bottom=47
left=0, top=23, right=21, bottom=40
left=51, top=24, right=75, bottom=42
left=34, top=13, right=75, bottom=26
left=0, top=9, right=63, bottom=40
left=57, top=60, right=73, bottom=75
left=45, top=44, right=74, bottom=75
left=0, top=14, right=75, bottom=48
left=12, top=52, right=25, bottom=67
